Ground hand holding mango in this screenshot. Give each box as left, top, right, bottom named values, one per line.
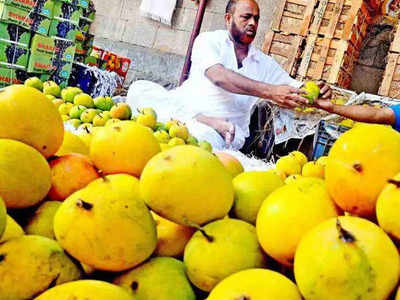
left=301, top=81, right=320, bottom=104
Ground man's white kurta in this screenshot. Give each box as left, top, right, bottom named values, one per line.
left=126, top=30, right=302, bottom=150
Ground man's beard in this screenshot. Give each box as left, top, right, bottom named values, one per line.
left=230, top=20, right=256, bottom=45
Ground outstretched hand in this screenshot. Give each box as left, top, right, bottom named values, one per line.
left=313, top=98, right=334, bottom=112
left=269, top=85, right=309, bottom=109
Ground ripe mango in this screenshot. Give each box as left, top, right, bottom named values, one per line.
left=184, top=218, right=266, bottom=292
left=54, top=174, right=157, bottom=272
left=114, top=257, right=195, bottom=299
left=294, top=216, right=399, bottom=300
left=208, top=269, right=302, bottom=300
left=0, top=139, right=51, bottom=208
left=0, top=235, right=81, bottom=299
left=25, top=201, right=61, bottom=239
left=140, top=145, right=234, bottom=226
left=34, top=280, right=133, bottom=300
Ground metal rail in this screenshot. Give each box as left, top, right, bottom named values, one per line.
left=179, top=0, right=208, bottom=85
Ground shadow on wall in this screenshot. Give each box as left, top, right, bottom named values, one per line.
left=351, top=23, right=394, bottom=94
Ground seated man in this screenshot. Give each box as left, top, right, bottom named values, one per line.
left=313, top=98, right=400, bottom=131
left=126, top=0, right=331, bottom=150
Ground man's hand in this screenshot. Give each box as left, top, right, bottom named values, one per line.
left=317, top=81, right=332, bottom=99
left=215, top=121, right=235, bottom=146
left=311, top=81, right=333, bottom=111
left=195, top=114, right=235, bottom=145
left=313, top=98, right=334, bottom=112
left=268, top=85, right=309, bottom=109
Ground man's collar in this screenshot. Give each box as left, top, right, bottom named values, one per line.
left=224, top=31, right=260, bottom=62
left=248, top=44, right=260, bottom=62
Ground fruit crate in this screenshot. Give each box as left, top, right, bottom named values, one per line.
left=390, top=22, right=400, bottom=53
left=270, top=0, right=317, bottom=36
left=296, top=34, right=360, bottom=88
left=309, top=0, right=372, bottom=45
left=262, top=30, right=304, bottom=76
left=312, top=120, right=350, bottom=160
left=378, top=52, right=400, bottom=98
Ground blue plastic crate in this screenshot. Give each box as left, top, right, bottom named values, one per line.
left=312, top=120, right=351, bottom=160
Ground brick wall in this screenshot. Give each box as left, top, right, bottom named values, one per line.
left=90, top=0, right=279, bottom=87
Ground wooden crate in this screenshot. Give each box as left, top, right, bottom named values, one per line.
left=390, top=23, right=400, bottom=53
left=296, top=34, right=359, bottom=88
left=309, top=0, right=371, bottom=43
left=378, top=52, right=400, bottom=97
left=271, top=0, right=317, bottom=36
left=262, top=31, right=304, bottom=76
left=296, top=70, right=352, bottom=88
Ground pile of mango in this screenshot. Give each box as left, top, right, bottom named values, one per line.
left=1, top=83, right=400, bottom=300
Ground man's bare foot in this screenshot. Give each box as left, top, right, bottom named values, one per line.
left=195, top=114, right=235, bottom=145
left=215, top=120, right=235, bottom=145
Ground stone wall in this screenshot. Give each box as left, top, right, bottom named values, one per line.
left=90, top=0, right=279, bottom=87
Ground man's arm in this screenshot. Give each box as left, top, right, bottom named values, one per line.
left=314, top=99, right=395, bottom=125
left=205, top=64, right=308, bottom=108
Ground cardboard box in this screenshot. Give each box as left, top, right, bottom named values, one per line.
left=81, top=4, right=94, bottom=21
left=83, top=33, right=93, bottom=48
left=31, top=33, right=55, bottom=55
left=51, top=58, right=72, bottom=88
left=52, top=58, right=72, bottom=78
left=74, top=39, right=85, bottom=55
left=51, top=76, right=68, bottom=88
left=116, top=56, right=131, bottom=79
left=60, top=0, right=87, bottom=8
left=74, top=52, right=84, bottom=63
left=0, top=66, right=27, bottom=86
left=75, top=29, right=84, bottom=41
left=53, top=1, right=81, bottom=25
left=0, top=22, right=30, bottom=46
left=39, top=73, right=50, bottom=81
left=30, top=13, right=50, bottom=35
left=59, top=0, right=78, bottom=6
left=0, top=0, right=55, bottom=18
left=49, top=17, right=77, bottom=41
left=0, top=41, right=28, bottom=68
left=78, top=16, right=90, bottom=32
left=103, top=50, right=118, bottom=72
left=59, top=0, right=87, bottom=9
left=78, top=0, right=88, bottom=9
left=54, top=37, right=75, bottom=62
left=84, top=54, right=97, bottom=66
left=27, top=52, right=53, bottom=73
left=0, top=4, right=50, bottom=34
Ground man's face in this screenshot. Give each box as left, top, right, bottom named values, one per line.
left=226, top=0, right=260, bottom=45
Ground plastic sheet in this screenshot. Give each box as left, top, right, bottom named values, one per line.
left=70, top=63, right=121, bottom=97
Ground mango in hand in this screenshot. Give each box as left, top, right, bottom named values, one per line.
left=301, top=81, right=320, bottom=104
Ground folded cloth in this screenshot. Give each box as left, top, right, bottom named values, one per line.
left=140, top=0, right=178, bottom=26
